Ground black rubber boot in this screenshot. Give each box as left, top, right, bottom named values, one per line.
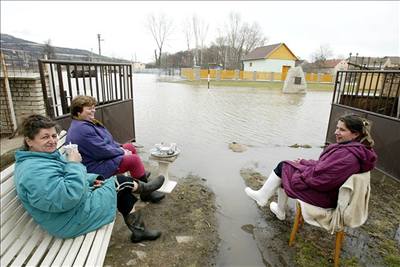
left=140, top=175, right=166, bottom=203
left=124, top=212, right=161, bottom=243
left=136, top=175, right=165, bottom=194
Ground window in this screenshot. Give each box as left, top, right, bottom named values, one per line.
left=249, top=62, right=253, bottom=67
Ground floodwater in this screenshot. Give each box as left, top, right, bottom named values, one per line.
left=132, top=73, right=333, bottom=266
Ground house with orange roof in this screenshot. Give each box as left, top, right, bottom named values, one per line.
left=241, top=43, right=298, bottom=74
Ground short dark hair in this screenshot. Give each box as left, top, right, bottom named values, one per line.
left=70, top=95, right=97, bottom=118
left=21, top=114, right=57, bottom=150
left=339, top=114, right=375, bottom=147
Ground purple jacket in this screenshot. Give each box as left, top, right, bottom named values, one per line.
left=281, top=142, right=377, bottom=208
left=66, top=119, right=124, bottom=178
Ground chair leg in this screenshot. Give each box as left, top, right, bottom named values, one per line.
left=289, top=202, right=302, bottom=246
left=334, top=230, right=345, bottom=267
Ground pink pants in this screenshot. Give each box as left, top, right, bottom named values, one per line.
left=116, top=143, right=145, bottom=180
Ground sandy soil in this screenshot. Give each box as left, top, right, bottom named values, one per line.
left=104, top=175, right=219, bottom=267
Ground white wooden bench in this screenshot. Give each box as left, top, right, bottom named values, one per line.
left=1, top=130, right=115, bottom=266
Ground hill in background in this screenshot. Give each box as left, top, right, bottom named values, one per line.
left=0, top=33, right=130, bottom=64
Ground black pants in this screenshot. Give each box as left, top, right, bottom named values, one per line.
left=273, top=161, right=284, bottom=177
left=115, top=175, right=138, bottom=217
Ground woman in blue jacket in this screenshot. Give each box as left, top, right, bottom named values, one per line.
left=66, top=95, right=164, bottom=203
left=15, top=114, right=164, bottom=242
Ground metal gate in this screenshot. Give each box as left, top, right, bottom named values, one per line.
left=326, top=69, right=400, bottom=180
left=38, top=59, right=136, bottom=142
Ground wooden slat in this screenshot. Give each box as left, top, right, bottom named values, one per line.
left=73, top=231, right=96, bottom=266
left=61, top=235, right=85, bottom=266
left=0, top=164, right=15, bottom=183
left=95, top=221, right=115, bottom=266
left=1, top=205, right=26, bottom=240
left=39, top=238, right=63, bottom=267
left=0, top=177, right=15, bottom=198
left=51, top=238, right=74, bottom=266
left=1, top=188, right=17, bottom=210
left=11, top=227, right=44, bottom=266
left=1, top=214, right=31, bottom=255
left=84, top=224, right=108, bottom=266
left=0, top=219, right=36, bottom=266
left=25, top=234, right=53, bottom=266
left=1, top=197, right=22, bottom=226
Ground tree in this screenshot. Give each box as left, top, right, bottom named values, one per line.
left=146, top=13, right=174, bottom=68
left=311, top=44, right=333, bottom=68
left=223, top=12, right=267, bottom=69
left=192, top=15, right=209, bottom=66
left=43, top=39, right=56, bottom=59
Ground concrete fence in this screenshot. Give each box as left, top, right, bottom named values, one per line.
left=181, top=68, right=335, bottom=83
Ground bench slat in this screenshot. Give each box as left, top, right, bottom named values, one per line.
left=61, top=235, right=85, bottom=266
left=1, top=197, right=22, bottom=226
left=25, top=234, right=53, bottom=266
left=11, top=227, right=44, bottom=266
left=84, top=223, right=109, bottom=266
left=95, top=221, right=115, bottom=266
left=0, top=164, right=15, bottom=183
left=1, top=188, right=17, bottom=210
left=0, top=177, right=15, bottom=198
left=73, top=231, right=96, bottom=266
left=0, top=219, right=36, bottom=266
left=39, top=238, right=63, bottom=267
left=51, top=238, right=74, bottom=266
left=1, top=213, right=30, bottom=254
left=1, top=205, right=26, bottom=241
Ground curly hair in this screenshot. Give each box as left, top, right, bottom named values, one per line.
left=21, top=114, right=57, bottom=150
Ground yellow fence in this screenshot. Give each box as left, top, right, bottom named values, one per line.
left=180, top=68, right=334, bottom=83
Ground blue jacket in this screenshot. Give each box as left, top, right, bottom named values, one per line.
left=14, top=150, right=117, bottom=238
left=66, top=119, right=124, bottom=178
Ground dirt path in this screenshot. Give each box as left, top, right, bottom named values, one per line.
left=104, top=175, right=219, bottom=266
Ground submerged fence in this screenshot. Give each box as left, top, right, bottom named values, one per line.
left=180, top=68, right=334, bottom=83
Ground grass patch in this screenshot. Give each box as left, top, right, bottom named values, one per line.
left=171, top=79, right=334, bottom=91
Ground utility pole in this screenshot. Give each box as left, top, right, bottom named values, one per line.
left=97, top=34, right=104, bottom=55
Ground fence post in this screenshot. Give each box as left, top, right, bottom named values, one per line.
left=253, top=71, right=257, bottom=81
left=0, top=52, right=18, bottom=132
left=235, top=69, right=240, bottom=80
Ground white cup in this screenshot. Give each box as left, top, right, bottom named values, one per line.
left=64, top=143, right=78, bottom=155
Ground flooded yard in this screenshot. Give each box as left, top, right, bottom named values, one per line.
left=130, top=74, right=332, bottom=265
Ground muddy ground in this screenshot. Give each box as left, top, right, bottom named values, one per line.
left=240, top=168, right=400, bottom=267
left=104, top=174, right=219, bottom=267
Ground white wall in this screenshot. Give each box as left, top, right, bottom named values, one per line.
left=243, top=59, right=295, bottom=72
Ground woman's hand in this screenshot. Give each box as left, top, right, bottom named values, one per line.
left=67, top=149, right=82, bottom=163
left=122, top=148, right=132, bottom=156
left=93, top=179, right=104, bottom=188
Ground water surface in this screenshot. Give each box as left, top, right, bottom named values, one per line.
left=133, top=74, right=333, bottom=266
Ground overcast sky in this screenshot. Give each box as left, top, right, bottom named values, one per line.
left=1, top=1, right=399, bottom=63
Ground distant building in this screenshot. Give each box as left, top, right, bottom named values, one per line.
left=242, top=43, right=298, bottom=73
left=302, top=59, right=348, bottom=74
left=132, top=62, right=146, bottom=72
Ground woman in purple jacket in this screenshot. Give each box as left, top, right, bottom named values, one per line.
left=245, top=114, right=377, bottom=220
left=66, top=95, right=165, bottom=203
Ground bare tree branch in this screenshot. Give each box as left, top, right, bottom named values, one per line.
left=146, top=13, right=174, bottom=67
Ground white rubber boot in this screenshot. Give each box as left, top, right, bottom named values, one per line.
left=244, top=171, right=282, bottom=207
left=269, top=187, right=288, bottom=220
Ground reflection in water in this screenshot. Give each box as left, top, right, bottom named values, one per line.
left=133, top=74, right=333, bottom=266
